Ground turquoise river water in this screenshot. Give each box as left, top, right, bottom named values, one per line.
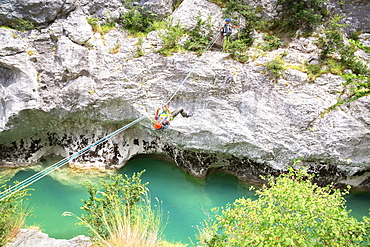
left=3, top=156, right=370, bottom=244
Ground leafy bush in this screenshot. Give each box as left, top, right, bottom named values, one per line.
left=156, top=18, right=185, bottom=56
left=208, top=0, right=228, bottom=8
left=133, top=37, right=145, bottom=57
left=315, top=15, right=370, bottom=104
left=184, top=15, right=215, bottom=54
left=315, top=15, right=347, bottom=60
left=64, top=170, right=186, bottom=246
left=120, top=6, right=158, bottom=34
left=64, top=171, right=184, bottom=246
left=223, top=0, right=262, bottom=32
left=0, top=177, right=31, bottom=246
left=350, top=39, right=370, bottom=53
left=304, top=61, right=323, bottom=80
left=10, top=18, right=35, bottom=31
left=87, top=17, right=116, bottom=35
left=266, top=57, right=286, bottom=78
left=275, top=0, right=327, bottom=32
left=224, top=38, right=250, bottom=62
left=262, top=33, right=282, bottom=51
left=342, top=73, right=370, bottom=103
left=196, top=167, right=370, bottom=246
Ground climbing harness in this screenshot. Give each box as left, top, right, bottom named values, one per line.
left=221, top=24, right=232, bottom=36
left=0, top=31, right=221, bottom=202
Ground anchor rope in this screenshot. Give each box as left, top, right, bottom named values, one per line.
left=0, top=31, right=220, bottom=201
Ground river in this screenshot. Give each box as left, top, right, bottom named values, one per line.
left=3, top=156, right=370, bottom=244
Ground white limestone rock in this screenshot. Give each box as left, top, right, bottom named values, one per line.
left=171, top=0, right=222, bottom=30
left=0, top=0, right=77, bottom=27
left=143, top=0, right=175, bottom=18
left=6, top=229, right=92, bottom=247
left=63, top=11, right=94, bottom=45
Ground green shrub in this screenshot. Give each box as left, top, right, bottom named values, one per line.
left=266, top=57, right=286, bottom=78
left=87, top=17, right=116, bottom=35
left=196, top=166, right=370, bottom=246
left=224, top=1, right=262, bottom=30
left=224, top=38, right=250, bottom=62
left=342, top=73, right=370, bottom=103
left=133, top=37, right=145, bottom=57
left=315, top=15, right=347, bottom=60
left=304, top=61, right=323, bottom=80
left=0, top=177, right=32, bottom=246
left=315, top=14, right=370, bottom=105
left=262, top=33, right=282, bottom=51
left=156, top=18, right=185, bottom=56
left=64, top=172, right=150, bottom=241
left=208, top=0, right=228, bottom=8
left=11, top=18, right=35, bottom=31
left=275, top=0, right=327, bottom=32
left=184, top=14, right=216, bottom=54
left=120, top=6, right=158, bottom=34
left=349, top=39, right=370, bottom=53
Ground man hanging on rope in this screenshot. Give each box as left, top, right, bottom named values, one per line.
left=153, top=105, right=193, bottom=130
left=219, top=18, right=239, bottom=50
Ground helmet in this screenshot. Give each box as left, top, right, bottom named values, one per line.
left=154, top=121, right=162, bottom=130
left=225, top=18, right=230, bottom=22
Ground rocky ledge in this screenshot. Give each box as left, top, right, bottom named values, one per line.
left=0, top=0, right=369, bottom=189
left=6, top=229, right=91, bottom=247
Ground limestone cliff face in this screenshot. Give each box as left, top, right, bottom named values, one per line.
left=0, top=0, right=369, bottom=188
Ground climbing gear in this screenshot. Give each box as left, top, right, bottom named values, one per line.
left=0, top=28, right=221, bottom=202
left=221, top=24, right=232, bottom=36
left=225, top=18, right=230, bottom=22
left=159, top=111, right=169, bottom=118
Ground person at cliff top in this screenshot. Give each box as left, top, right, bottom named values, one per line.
left=153, top=105, right=193, bottom=130
left=219, top=18, right=239, bottom=38
left=218, top=18, right=239, bottom=50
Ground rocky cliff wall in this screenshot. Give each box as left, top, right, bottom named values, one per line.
left=0, top=0, right=369, bottom=188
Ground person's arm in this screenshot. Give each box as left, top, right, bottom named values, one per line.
left=154, top=108, right=160, bottom=120
left=163, top=116, right=170, bottom=124
left=164, top=105, right=171, bottom=115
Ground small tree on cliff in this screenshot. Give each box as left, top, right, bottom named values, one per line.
left=196, top=165, right=370, bottom=246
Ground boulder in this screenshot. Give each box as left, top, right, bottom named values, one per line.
left=6, top=229, right=92, bottom=247
left=0, top=0, right=77, bottom=28
left=142, top=0, right=175, bottom=18
left=171, top=0, right=222, bottom=30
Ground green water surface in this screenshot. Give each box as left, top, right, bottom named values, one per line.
left=4, top=157, right=370, bottom=244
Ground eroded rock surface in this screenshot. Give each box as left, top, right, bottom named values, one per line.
left=0, top=0, right=369, bottom=190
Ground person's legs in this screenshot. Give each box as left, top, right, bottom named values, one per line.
left=171, top=107, right=192, bottom=118
left=222, top=35, right=230, bottom=51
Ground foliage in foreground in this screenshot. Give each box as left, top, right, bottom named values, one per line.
left=196, top=167, right=370, bottom=247
left=0, top=177, right=32, bottom=247
left=64, top=171, right=182, bottom=247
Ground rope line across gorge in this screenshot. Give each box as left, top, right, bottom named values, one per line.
left=0, top=32, right=221, bottom=202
